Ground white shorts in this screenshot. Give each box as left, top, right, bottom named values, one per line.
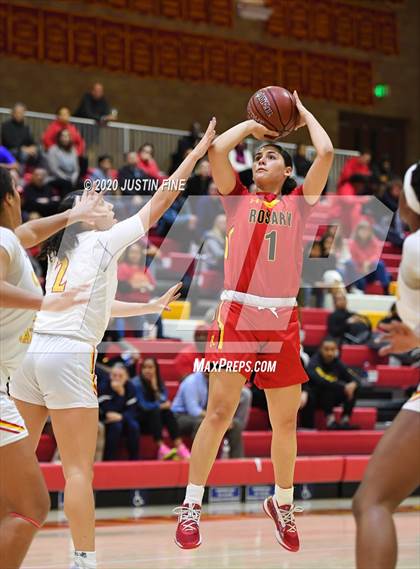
left=402, top=388, right=420, bottom=414
left=0, top=392, right=28, bottom=447
left=10, top=333, right=98, bottom=409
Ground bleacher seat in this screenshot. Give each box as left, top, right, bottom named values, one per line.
left=381, top=253, right=402, bottom=268
left=341, top=345, right=380, bottom=367
left=302, top=324, right=327, bottom=346
left=382, top=242, right=401, bottom=255
left=128, top=339, right=187, bottom=359
left=243, top=430, right=383, bottom=457
left=314, top=407, right=377, bottom=430
left=300, top=308, right=331, bottom=327
left=376, top=365, right=419, bottom=389
left=246, top=408, right=271, bottom=431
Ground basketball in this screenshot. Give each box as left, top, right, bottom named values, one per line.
left=247, top=85, right=299, bottom=138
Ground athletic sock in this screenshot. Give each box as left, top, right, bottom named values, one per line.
left=275, top=485, right=294, bottom=506
left=184, top=483, right=204, bottom=506
left=74, top=550, right=97, bottom=569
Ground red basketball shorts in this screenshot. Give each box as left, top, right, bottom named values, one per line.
left=205, top=301, right=308, bottom=389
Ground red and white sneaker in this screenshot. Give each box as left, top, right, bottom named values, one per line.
left=263, top=496, right=303, bottom=552
left=174, top=502, right=202, bottom=549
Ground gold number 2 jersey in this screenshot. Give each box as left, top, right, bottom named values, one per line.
left=34, top=214, right=145, bottom=346
left=0, top=227, right=42, bottom=391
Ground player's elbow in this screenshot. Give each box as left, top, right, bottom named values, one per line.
left=318, top=144, right=334, bottom=159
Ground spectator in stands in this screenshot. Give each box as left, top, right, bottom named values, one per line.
left=90, top=154, right=114, bottom=184
left=377, top=179, right=406, bottom=247
left=155, top=193, right=197, bottom=249
left=117, top=151, right=148, bottom=194
left=307, top=338, right=361, bottom=429
left=116, top=242, right=162, bottom=337
left=327, top=290, right=372, bottom=345
left=185, top=159, right=212, bottom=202
left=338, top=149, right=372, bottom=188
left=201, top=214, right=226, bottom=271
left=346, top=219, right=391, bottom=294
left=331, top=224, right=352, bottom=275
left=133, top=357, right=190, bottom=460
left=195, top=181, right=224, bottom=238
left=173, top=324, right=210, bottom=380
left=137, top=143, right=164, bottom=183
left=23, top=168, right=59, bottom=217
left=372, top=155, right=395, bottom=184
left=99, top=363, right=140, bottom=460
left=170, top=121, right=202, bottom=173
left=46, top=129, right=80, bottom=195
left=171, top=371, right=247, bottom=458
left=301, top=239, right=338, bottom=307
left=229, top=142, right=253, bottom=188
left=42, top=106, right=85, bottom=157
left=1, top=103, right=40, bottom=166
left=74, top=82, right=117, bottom=124
left=335, top=173, right=370, bottom=236
left=0, top=146, right=18, bottom=170
left=293, top=143, right=312, bottom=185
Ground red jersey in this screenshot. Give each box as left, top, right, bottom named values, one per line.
left=219, top=179, right=313, bottom=298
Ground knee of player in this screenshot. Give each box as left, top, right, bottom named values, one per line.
left=207, top=405, right=235, bottom=426
left=271, top=412, right=298, bottom=433
left=20, top=485, right=50, bottom=527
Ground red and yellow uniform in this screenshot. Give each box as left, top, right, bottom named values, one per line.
left=205, top=178, right=314, bottom=388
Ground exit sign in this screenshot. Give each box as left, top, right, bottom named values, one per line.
left=374, top=84, right=390, bottom=98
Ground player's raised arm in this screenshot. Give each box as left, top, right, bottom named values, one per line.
left=208, top=120, right=279, bottom=195
left=110, top=282, right=182, bottom=317
left=15, top=189, right=106, bottom=248
left=139, top=118, right=216, bottom=232
left=293, top=91, right=334, bottom=205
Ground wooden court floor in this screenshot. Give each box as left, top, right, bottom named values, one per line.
left=23, top=504, right=419, bottom=569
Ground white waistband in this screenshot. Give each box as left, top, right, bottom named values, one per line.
left=220, top=290, right=296, bottom=309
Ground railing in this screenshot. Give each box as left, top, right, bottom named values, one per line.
left=0, top=107, right=358, bottom=188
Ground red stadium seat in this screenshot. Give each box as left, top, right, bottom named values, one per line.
left=36, top=434, right=56, bottom=462
left=243, top=430, right=383, bottom=457
left=381, top=253, right=402, bottom=268
left=154, top=359, right=184, bottom=382
left=314, top=407, right=377, bottom=430
left=167, top=252, right=196, bottom=277
left=246, top=408, right=271, bottom=430
left=376, top=365, right=419, bottom=388
left=300, top=308, right=331, bottom=327
left=341, top=345, right=379, bottom=367
left=302, top=324, right=327, bottom=346
left=382, top=242, right=401, bottom=255
left=165, top=381, right=179, bottom=400
left=198, top=270, right=224, bottom=292
left=365, top=281, right=385, bottom=294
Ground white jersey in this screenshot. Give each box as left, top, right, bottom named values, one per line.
left=0, top=227, right=42, bottom=390
left=398, top=230, right=420, bottom=414
left=397, top=230, right=420, bottom=335
left=34, top=214, right=145, bottom=346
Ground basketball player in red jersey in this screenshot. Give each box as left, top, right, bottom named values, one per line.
left=174, top=92, right=333, bottom=552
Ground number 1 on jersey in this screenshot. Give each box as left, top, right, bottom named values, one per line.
left=52, top=257, right=69, bottom=292
left=265, top=230, right=277, bottom=261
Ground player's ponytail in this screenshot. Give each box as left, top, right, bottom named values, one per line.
left=40, top=190, right=83, bottom=261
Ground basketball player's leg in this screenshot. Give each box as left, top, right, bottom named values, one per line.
left=0, top=436, right=50, bottom=569
left=13, top=399, right=49, bottom=452
left=353, top=409, right=420, bottom=569
left=49, top=408, right=98, bottom=553
left=189, top=371, right=246, bottom=485
left=265, top=384, right=301, bottom=490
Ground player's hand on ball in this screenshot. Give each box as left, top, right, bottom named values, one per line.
left=293, top=91, right=309, bottom=130
left=193, top=117, right=217, bottom=159
left=249, top=119, right=280, bottom=141
left=377, top=321, right=420, bottom=355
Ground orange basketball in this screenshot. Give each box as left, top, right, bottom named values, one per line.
left=247, top=85, right=299, bottom=138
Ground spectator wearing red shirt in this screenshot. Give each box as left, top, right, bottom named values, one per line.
left=338, top=149, right=372, bottom=188
left=42, top=106, right=85, bottom=157
left=137, top=143, right=165, bottom=184
left=116, top=242, right=160, bottom=337
left=345, top=219, right=391, bottom=293
left=334, top=173, right=370, bottom=236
